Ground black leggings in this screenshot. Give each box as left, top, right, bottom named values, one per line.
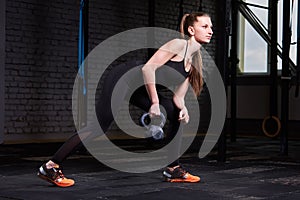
left=51, top=61, right=182, bottom=167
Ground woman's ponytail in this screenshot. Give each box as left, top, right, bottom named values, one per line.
left=180, top=14, right=190, bottom=38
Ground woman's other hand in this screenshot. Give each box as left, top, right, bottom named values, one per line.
left=178, top=106, right=189, bottom=124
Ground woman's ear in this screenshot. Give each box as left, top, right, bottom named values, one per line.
left=188, top=26, right=195, bottom=36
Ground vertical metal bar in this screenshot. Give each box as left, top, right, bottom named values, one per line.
left=82, top=0, right=89, bottom=127
left=148, top=0, right=155, bottom=58
left=148, top=0, right=155, bottom=27
left=198, top=0, right=203, bottom=12
left=217, top=0, right=231, bottom=162
left=269, top=0, right=278, bottom=117
left=78, top=0, right=89, bottom=129
left=280, top=0, right=291, bottom=155
left=84, top=0, right=89, bottom=57
left=230, top=0, right=238, bottom=142
left=0, top=0, right=5, bottom=143
left=176, top=0, right=184, bottom=31
left=296, top=0, right=300, bottom=97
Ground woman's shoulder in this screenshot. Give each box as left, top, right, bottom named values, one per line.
left=162, top=38, right=187, bottom=52
left=169, top=38, right=187, bottom=46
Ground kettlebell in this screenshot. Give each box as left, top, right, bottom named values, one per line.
left=140, top=113, right=166, bottom=140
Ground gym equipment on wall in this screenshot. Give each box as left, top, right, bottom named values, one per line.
left=262, top=0, right=281, bottom=139
left=77, top=0, right=89, bottom=129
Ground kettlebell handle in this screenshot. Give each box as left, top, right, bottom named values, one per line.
left=140, top=112, right=166, bottom=129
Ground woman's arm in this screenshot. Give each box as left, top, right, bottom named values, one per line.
left=142, top=39, right=185, bottom=115
left=173, top=78, right=190, bottom=123
left=173, top=78, right=190, bottom=109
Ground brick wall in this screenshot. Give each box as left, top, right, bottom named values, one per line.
left=5, top=0, right=80, bottom=138
left=4, top=0, right=217, bottom=143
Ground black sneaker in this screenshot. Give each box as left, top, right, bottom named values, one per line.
left=163, top=165, right=200, bottom=183
left=37, top=164, right=75, bottom=187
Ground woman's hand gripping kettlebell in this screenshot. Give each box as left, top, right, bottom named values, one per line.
left=140, top=112, right=166, bottom=140
left=149, top=103, right=161, bottom=117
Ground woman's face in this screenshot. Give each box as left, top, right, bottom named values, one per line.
left=190, top=16, right=213, bottom=44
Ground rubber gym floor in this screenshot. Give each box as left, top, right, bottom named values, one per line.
left=0, top=137, right=299, bottom=200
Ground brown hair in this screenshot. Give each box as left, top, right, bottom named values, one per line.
left=180, top=12, right=210, bottom=96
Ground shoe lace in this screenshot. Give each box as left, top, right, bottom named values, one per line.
left=168, top=165, right=187, bottom=178
left=57, top=169, right=65, bottom=179
left=50, top=167, right=65, bottom=180
left=176, top=166, right=187, bottom=177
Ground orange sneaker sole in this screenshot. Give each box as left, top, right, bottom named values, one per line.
left=164, top=173, right=201, bottom=183
left=166, top=177, right=200, bottom=183
left=37, top=172, right=75, bottom=187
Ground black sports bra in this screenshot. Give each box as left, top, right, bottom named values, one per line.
left=164, top=40, right=189, bottom=78
left=155, top=41, right=190, bottom=87
left=164, top=59, right=190, bottom=79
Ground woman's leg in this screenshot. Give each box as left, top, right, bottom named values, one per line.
left=130, top=87, right=181, bottom=167
left=50, top=62, right=144, bottom=164
left=157, top=96, right=200, bottom=183
left=51, top=84, right=117, bottom=165
left=38, top=61, right=145, bottom=187
left=158, top=96, right=181, bottom=167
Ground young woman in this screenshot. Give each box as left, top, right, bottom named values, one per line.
left=37, top=12, right=213, bottom=187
